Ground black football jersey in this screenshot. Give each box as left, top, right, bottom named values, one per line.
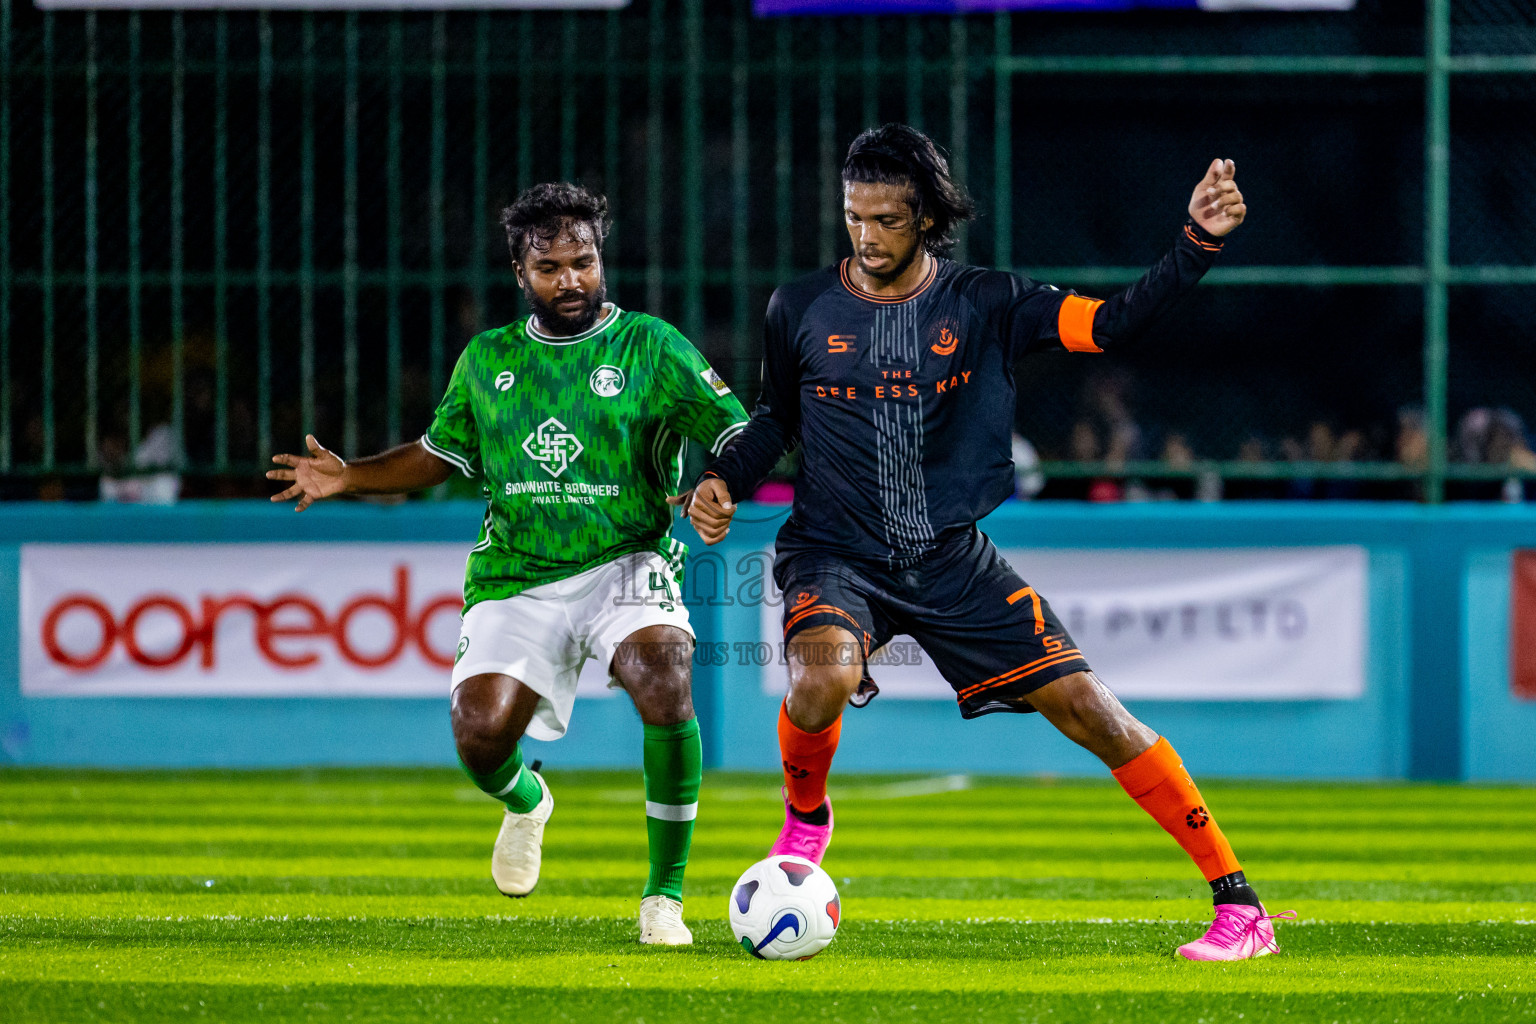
left=706, top=222, right=1225, bottom=569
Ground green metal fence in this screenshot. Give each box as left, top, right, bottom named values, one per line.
left=0, top=0, right=1533, bottom=499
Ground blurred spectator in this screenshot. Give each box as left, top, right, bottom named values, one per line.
left=1237, top=435, right=1269, bottom=463
left=1161, top=433, right=1195, bottom=472
left=1457, top=407, right=1536, bottom=470
left=1068, top=419, right=1100, bottom=462
left=1334, top=429, right=1366, bottom=464
left=1083, top=370, right=1144, bottom=467
left=1011, top=433, right=1043, bottom=500
left=1067, top=418, right=1124, bottom=502
left=1223, top=434, right=1283, bottom=500
left=1307, top=421, right=1335, bottom=463
left=99, top=424, right=181, bottom=505
left=1456, top=407, right=1536, bottom=502
left=1087, top=477, right=1124, bottom=503
left=1396, top=407, right=1428, bottom=471
left=1280, top=420, right=1369, bottom=500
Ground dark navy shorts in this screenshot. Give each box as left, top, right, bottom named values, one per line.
left=774, top=529, right=1091, bottom=719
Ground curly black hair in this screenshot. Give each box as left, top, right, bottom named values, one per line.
left=499, top=182, right=611, bottom=263
left=842, top=124, right=976, bottom=256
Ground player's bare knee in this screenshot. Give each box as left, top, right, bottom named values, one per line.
left=621, top=664, right=695, bottom=726
left=612, top=626, right=696, bottom=725
left=785, top=630, right=861, bottom=732
left=451, top=675, right=526, bottom=773
left=451, top=676, right=509, bottom=735
left=1043, top=672, right=1156, bottom=762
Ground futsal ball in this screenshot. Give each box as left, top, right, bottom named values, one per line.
left=729, top=854, right=841, bottom=960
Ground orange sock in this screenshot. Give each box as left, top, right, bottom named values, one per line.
left=778, top=702, right=841, bottom=814
left=1111, top=736, right=1242, bottom=882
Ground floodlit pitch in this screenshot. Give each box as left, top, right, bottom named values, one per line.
left=2, top=768, right=1532, bottom=1022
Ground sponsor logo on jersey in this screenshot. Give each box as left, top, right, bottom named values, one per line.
left=699, top=367, right=732, bottom=395
left=521, top=417, right=585, bottom=478
left=590, top=365, right=626, bottom=397
left=456, top=637, right=469, bottom=663
left=495, top=370, right=515, bottom=391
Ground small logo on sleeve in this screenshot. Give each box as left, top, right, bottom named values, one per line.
left=700, top=368, right=731, bottom=395
left=456, top=637, right=470, bottom=663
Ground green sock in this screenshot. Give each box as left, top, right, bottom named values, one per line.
left=642, top=717, right=701, bottom=900
left=459, top=744, right=545, bottom=814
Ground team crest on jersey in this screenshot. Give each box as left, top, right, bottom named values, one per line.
left=495, top=370, right=515, bottom=391
left=590, top=365, right=626, bottom=397
left=521, top=417, right=585, bottom=478
left=930, top=322, right=959, bottom=356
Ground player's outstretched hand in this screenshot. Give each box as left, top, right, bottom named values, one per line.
left=267, top=434, right=347, bottom=512
left=1188, top=158, right=1246, bottom=237
left=666, top=475, right=736, bottom=545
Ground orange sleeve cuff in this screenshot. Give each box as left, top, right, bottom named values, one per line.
left=1057, top=295, right=1104, bottom=353
left=1110, top=736, right=1179, bottom=798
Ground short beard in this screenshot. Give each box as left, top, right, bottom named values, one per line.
left=860, top=239, right=922, bottom=284
left=526, top=280, right=607, bottom=337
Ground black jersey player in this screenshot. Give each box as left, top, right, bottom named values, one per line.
left=676, top=124, right=1289, bottom=961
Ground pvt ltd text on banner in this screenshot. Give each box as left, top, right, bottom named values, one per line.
left=759, top=547, right=1367, bottom=701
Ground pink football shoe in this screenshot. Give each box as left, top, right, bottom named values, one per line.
left=769, top=789, right=833, bottom=864
left=1177, top=904, right=1296, bottom=961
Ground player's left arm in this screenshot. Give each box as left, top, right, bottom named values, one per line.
left=648, top=321, right=750, bottom=481
left=1077, top=158, right=1244, bottom=351
left=1003, top=159, right=1245, bottom=358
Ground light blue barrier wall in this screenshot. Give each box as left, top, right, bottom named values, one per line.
left=1464, top=549, right=1536, bottom=782
left=1, top=501, right=1532, bottom=779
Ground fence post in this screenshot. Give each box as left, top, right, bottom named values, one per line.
left=0, top=0, right=9, bottom=474
left=1423, top=0, right=1450, bottom=504
left=992, top=11, right=1010, bottom=271
left=682, top=0, right=703, bottom=343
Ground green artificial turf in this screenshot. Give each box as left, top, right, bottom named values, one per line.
left=2, top=769, right=1532, bottom=1023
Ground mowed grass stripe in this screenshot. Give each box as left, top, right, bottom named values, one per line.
left=9, top=825, right=1530, bottom=865
left=7, top=917, right=1532, bottom=956
left=7, top=983, right=1535, bottom=1024
left=10, top=873, right=1536, bottom=904
left=8, top=854, right=1536, bottom=885
left=3, top=945, right=1532, bottom=993
left=4, top=891, right=1535, bottom=924
left=7, top=918, right=1534, bottom=967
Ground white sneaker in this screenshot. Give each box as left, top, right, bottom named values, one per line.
left=638, top=894, right=693, bottom=946
left=490, top=770, right=553, bottom=897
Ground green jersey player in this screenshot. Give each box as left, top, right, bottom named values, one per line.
left=268, top=183, right=748, bottom=945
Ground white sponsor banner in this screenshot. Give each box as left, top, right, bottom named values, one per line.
left=19, top=544, right=619, bottom=698
left=760, top=547, right=1367, bottom=701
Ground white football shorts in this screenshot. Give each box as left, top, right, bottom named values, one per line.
left=450, top=549, right=693, bottom=741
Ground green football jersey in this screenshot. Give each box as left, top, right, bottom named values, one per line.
left=422, top=303, right=749, bottom=610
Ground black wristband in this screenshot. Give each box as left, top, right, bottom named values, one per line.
left=1181, top=219, right=1225, bottom=252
